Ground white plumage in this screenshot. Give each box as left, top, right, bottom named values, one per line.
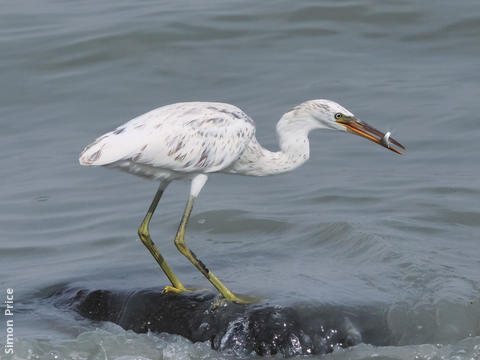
left=78, top=99, right=404, bottom=303
left=79, top=102, right=256, bottom=180
left=79, top=100, right=375, bottom=179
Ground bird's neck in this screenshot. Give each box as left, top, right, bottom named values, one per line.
left=228, top=112, right=317, bottom=176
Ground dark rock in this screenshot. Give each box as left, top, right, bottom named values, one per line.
left=53, top=287, right=390, bottom=357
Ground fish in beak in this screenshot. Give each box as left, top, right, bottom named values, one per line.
left=336, top=117, right=406, bottom=155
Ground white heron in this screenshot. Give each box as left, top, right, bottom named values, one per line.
left=79, top=99, right=405, bottom=303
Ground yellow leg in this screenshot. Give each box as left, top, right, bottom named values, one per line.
left=138, top=183, right=186, bottom=292
left=174, top=196, right=257, bottom=304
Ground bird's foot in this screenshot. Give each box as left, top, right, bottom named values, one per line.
left=211, top=293, right=265, bottom=309
left=162, top=286, right=212, bottom=295
left=162, top=285, right=192, bottom=294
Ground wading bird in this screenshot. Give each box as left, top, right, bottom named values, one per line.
left=79, top=100, right=405, bottom=303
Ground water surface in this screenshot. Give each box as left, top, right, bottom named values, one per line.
left=1, top=0, right=479, bottom=358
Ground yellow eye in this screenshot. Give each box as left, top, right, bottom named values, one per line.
left=334, top=113, right=342, bottom=120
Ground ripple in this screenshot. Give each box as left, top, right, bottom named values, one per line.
left=402, top=17, right=480, bottom=42
left=191, top=209, right=293, bottom=234
left=417, top=209, right=480, bottom=227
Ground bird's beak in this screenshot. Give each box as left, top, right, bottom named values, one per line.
left=336, top=117, right=406, bottom=155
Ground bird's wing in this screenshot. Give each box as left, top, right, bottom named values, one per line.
left=79, top=102, right=256, bottom=173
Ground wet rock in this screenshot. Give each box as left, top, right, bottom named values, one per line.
left=54, top=287, right=385, bottom=357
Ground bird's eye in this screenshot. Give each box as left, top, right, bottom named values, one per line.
left=334, top=113, right=342, bottom=120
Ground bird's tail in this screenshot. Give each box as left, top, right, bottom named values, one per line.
left=79, top=135, right=109, bottom=166
left=79, top=130, right=133, bottom=166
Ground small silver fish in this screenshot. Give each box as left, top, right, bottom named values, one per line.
left=380, top=131, right=391, bottom=148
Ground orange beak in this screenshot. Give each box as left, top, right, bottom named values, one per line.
left=336, top=117, right=406, bottom=155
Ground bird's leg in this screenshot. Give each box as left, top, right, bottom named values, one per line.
left=138, top=182, right=186, bottom=292
left=174, top=195, right=257, bottom=304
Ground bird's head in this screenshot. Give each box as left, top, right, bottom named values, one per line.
left=294, top=99, right=405, bottom=154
